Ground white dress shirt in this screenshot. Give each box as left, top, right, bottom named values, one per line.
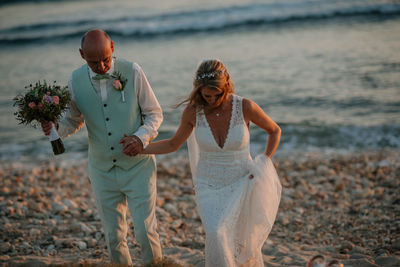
left=58, top=58, right=163, bottom=148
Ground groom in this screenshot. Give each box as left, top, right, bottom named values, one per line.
left=41, top=29, right=163, bottom=265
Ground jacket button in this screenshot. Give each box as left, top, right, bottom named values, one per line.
left=106, top=117, right=110, bottom=121
left=104, top=104, right=107, bottom=107
left=108, top=132, right=112, bottom=136
left=111, top=147, right=114, bottom=150
left=113, top=159, right=117, bottom=163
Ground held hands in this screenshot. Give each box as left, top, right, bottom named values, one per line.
left=41, top=120, right=57, bottom=136
left=120, top=134, right=143, bottom=157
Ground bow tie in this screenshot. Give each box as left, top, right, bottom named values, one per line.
left=93, top=73, right=112, bottom=80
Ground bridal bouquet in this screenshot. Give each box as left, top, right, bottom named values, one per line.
left=13, top=81, right=70, bottom=155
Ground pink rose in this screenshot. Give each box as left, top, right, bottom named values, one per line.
left=113, top=80, right=123, bottom=90
left=38, top=103, right=43, bottom=110
left=28, top=102, right=36, bottom=109
left=52, top=95, right=59, bottom=104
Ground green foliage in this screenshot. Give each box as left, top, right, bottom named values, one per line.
left=13, top=80, right=70, bottom=128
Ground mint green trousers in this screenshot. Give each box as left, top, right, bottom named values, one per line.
left=87, top=156, right=162, bottom=265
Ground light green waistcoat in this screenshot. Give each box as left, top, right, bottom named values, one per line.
left=72, top=59, right=154, bottom=172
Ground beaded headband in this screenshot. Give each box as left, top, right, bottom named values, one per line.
left=196, top=70, right=226, bottom=80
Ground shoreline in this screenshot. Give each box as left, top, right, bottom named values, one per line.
left=1, top=149, right=399, bottom=266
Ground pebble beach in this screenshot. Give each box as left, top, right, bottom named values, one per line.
left=0, top=149, right=399, bottom=267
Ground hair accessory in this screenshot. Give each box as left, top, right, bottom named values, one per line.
left=196, top=70, right=225, bottom=80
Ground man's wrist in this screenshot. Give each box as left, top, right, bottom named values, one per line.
left=131, top=135, right=144, bottom=148
left=132, top=134, right=148, bottom=148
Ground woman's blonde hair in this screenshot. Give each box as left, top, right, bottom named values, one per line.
left=178, top=59, right=234, bottom=108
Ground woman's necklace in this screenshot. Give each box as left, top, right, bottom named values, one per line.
left=206, top=96, right=231, bottom=117
left=212, top=106, right=224, bottom=117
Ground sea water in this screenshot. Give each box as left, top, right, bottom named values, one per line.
left=1, top=0, right=399, bottom=159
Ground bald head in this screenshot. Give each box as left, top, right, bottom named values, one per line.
left=79, top=29, right=114, bottom=74
left=81, top=29, right=111, bottom=50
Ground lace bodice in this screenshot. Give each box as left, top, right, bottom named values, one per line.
left=193, top=95, right=251, bottom=189
left=195, top=94, right=250, bottom=153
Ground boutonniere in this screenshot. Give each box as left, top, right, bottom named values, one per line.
left=111, top=71, right=127, bottom=102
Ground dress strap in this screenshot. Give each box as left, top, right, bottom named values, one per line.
left=196, top=106, right=207, bottom=127
left=232, top=95, right=245, bottom=126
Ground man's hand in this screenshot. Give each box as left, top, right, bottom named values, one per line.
left=120, top=134, right=144, bottom=157
left=41, top=121, right=57, bottom=136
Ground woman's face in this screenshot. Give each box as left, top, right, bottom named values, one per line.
left=201, top=86, right=225, bottom=108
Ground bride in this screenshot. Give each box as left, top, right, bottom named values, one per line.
left=137, top=59, right=282, bottom=266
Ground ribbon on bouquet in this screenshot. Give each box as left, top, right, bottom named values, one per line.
left=49, top=122, right=60, bottom=142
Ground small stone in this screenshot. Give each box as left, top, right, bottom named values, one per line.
left=350, top=246, right=369, bottom=255
left=378, top=160, right=391, bottom=167
left=0, top=242, right=11, bottom=253
left=164, top=203, right=178, bottom=214
left=52, top=202, right=68, bottom=213
left=317, top=165, right=328, bottom=174
left=47, top=219, right=57, bottom=227
left=63, top=199, right=78, bottom=209
left=72, top=222, right=92, bottom=234
left=350, top=254, right=367, bottom=260
left=331, top=254, right=350, bottom=260
left=295, top=207, right=304, bottom=214
left=29, top=228, right=41, bottom=236
left=55, top=238, right=73, bottom=248
left=2, top=187, right=10, bottom=194
left=335, top=183, right=345, bottom=191
left=341, top=241, right=354, bottom=251
left=21, top=242, right=30, bottom=249
left=86, top=238, right=97, bottom=248
left=195, top=226, right=204, bottom=234
left=171, top=237, right=182, bottom=243
left=156, top=197, right=165, bottom=207
left=342, top=259, right=377, bottom=267
left=156, top=207, right=170, bottom=218
left=171, top=219, right=183, bottom=229
left=95, top=232, right=103, bottom=240
left=77, top=241, right=87, bottom=250
left=281, top=216, right=290, bottom=226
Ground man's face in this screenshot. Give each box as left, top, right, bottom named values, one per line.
left=80, top=41, right=114, bottom=74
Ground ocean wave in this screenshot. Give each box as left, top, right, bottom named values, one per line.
left=277, top=123, right=400, bottom=150
left=1, top=1, right=400, bottom=44
left=157, top=122, right=400, bottom=150
left=276, top=96, right=400, bottom=111
left=1, top=123, right=399, bottom=159
left=0, top=0, right=71, bottom=6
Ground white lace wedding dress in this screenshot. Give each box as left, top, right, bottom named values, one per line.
left=187, top=95, right=282, bottom=267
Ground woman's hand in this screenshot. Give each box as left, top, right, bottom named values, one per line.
left=120, top=134, right=143, bottom=156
